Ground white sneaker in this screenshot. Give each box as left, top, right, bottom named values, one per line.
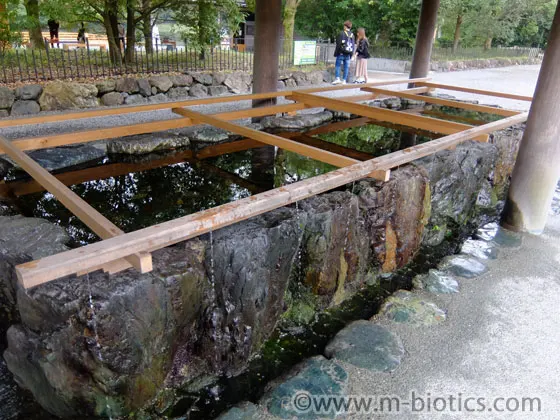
left=332, top=78, right=342, bottom=85
left=342, top=80, right=347, bottom=85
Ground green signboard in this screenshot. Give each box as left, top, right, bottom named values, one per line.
left=293, top=40, right=317, bottom=66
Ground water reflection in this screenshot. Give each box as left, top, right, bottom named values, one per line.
left=14, top=147, right=336, bottom=246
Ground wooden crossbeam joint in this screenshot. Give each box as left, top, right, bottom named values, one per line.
left=289, top=91, right=490, bottom=143
left=0, top=136, right=152, bottom=278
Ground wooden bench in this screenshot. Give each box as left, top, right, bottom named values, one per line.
left=20, top=31, right=108, bottom=51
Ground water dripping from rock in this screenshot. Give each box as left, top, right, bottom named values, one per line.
left=85, top=273, right=113, bottom=420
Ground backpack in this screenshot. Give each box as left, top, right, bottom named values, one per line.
left=341, top=31, right=355, bottom=54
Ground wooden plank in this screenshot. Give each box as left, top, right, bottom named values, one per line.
left=5, top=150, right=195, bottom=196
left=290, top=134, right=374, bottom=161
left=0, top=135, right=152, bottom=275
left=298, top=77, right=431, bottom=94
left=422, top=109, right=487, bottom=126
left=0, top=91, right=293, bottom=128
left=362, top=87, right=521, bottom=117
left=16, top=112, right=529, bottom=288
left=416, top=82, right=534, bottom=102
left=0, top=79, right=430, bottom=130
left=3, top=103, right=306, bottom=154
left=195, top=139, right=265, bottom=159
left=172, top=107, right=391, bottom=181
left=289, top=92, right=490, bottom=142
left=306, top=117, right=372, bottom=136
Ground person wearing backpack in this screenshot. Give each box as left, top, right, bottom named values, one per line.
left=332, top=20, right=355, bottom=85
left=353, top=28, right=370, bottom=83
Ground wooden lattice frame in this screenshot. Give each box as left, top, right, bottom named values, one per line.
left=0, top=78, right=530, bottom=288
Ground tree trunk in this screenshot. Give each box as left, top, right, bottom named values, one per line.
left=142, top=17, right=153, bottom=55
left=24, top=0, right=44, bottom=49
left=501, top=1, right=560, bottom=233
left=125, top=0, right=136, bottom=64
left=102, top=12, right=122, bottom=65
left=282, top=0, right=298, bottom=55
left=452, top=14, right=462, bottom=52
left=0, top=0, right=10, bottom=51
left=484, top=37, right=492, bottom=50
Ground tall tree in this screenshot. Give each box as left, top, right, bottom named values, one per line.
left=24, top=0, right=45, bottom=49
left=282, top=0, right=301, bottom=53
left=173, top=0, right=243, bottom=59
left=440, top=0, right=477, bottom=51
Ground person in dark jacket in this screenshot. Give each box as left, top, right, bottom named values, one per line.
left=332, top=20, right=355, bottom=85
left=353, top=28, right=370, bottom=83
left=48, top=19, right=60, bottom=48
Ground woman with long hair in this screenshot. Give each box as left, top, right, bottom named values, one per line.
left=354, top=28, right=370, bottom=84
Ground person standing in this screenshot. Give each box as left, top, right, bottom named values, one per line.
left=332, top=20, right=355, bottom=85
left=77, top=22, right=86, bottom=44
left=354, top=28, right=370, bottom=83
left=47, top=19, right=60, bottom=48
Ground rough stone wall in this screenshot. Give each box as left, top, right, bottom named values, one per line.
left=0, top=70, right=330, bottom=117
left=403, top=57, right=541, bottom=73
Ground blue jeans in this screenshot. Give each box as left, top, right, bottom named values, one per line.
left=335, top=54, right=351, bottom=81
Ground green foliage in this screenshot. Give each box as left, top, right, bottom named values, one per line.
left=295, top=0, right=421, bottom=45
left=0, top=0, right=26, bottom=49
left=439, top=0, right=556, bottom=48
left=172, top=0, right=244, bottom=49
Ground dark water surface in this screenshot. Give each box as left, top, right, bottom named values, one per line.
left=10, top=119, right=434, bottom=246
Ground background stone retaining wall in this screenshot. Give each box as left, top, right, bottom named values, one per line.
left=0, top=69, right=330, bottom=118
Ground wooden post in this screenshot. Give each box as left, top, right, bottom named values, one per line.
left=252, top=0, right=282, bottom=110
left=408, top=0, right=440, bottom=88
left=502, top=2, right=560, bottom=234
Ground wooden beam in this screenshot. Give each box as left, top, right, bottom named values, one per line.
left=0, top=135, right=152, bottom=275
left=290, top=134, right=374, bottom=161
left=299, top=77, right=431, bottom=94
left=195, top=139, right=265, bottom=160
left=422, top=109, right=487, bottom=126
left=2, top=103, right=306, bottom=154
left=5, top=150, right=195, bottom=196
left=0, top=91, right=294, bottom=128
left=289, top=92, right=490, bottom=142
left=16, top=112, right=529, bottom=288
left=362, top=87, right=521, bottom=117
left=306, top=117, right=372, bottom=136
left=172, top=107, right=391, bottom=181
left=416, top=82, right=534, bottom=102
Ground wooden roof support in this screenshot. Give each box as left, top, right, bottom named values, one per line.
left=172, top=107, right=391, bottom=181
left=16, top=111, right=529, bottom=288
left=416, top=82, right=534, bottom=102
left=288, top=92, right=490, bottom=142
left=0, top=135, right=153, bottom=276
left=362, top=87, right=521, bottom=117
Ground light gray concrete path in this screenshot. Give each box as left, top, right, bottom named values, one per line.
left=342, top=213, right=560, bottom=419
left=368, top=64, right=540, bottom=111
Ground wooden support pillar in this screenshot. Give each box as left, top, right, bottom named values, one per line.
left=252, top=0, right=282, bottom=110
left=408, top=0, right=440, bottom=88
left=502, top=2, right=560, bottom=234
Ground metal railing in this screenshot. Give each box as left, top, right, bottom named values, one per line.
left=0, top=38, right=330, bottom=84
